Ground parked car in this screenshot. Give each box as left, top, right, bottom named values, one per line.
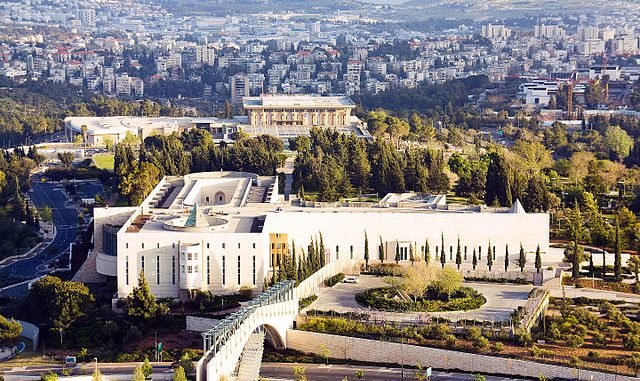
left=343, top=276, right=359, bottom=284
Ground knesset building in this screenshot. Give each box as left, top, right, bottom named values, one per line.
left=92, top=171, right=549, bottom=300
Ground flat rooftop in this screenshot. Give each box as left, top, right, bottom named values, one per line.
left=243, top=95, right=356, bottom=109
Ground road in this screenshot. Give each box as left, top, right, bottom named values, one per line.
left=308, top=275, right=533, bottom=322
left=1, top=362, right=174, bottom=380
left=260, top=363, right=529, bottom=381
left=0, top=179, right=81, bottom=297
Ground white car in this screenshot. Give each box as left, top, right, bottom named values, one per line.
left=343, top=276, right=359, bottom=284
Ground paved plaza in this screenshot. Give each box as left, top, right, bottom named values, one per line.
left=306, top=275, right=534, bottom=322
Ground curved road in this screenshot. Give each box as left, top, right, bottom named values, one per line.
left=0, top=179, right=80, bottom=297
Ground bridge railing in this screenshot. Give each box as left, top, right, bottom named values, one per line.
left=201, top=280, right=296, bottom=355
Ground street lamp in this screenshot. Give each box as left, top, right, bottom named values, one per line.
left=93, top=357, right=98, bottom=374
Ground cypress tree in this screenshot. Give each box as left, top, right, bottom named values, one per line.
left=378, top=235, right=384, bottom=263
left=614, top=217, right=622, bottom=281
left=504, top=244, right=509, bottom=272
left=395, top=240, right=400, bottom=264
left=424, top=239, right=430, bottom=265
left=519, top=244, right=526, bottom=273
left=487, top=240, right=493, bottom=271
left=364, top=231, right=369, bottom=270
left=319, top=232, right=325, bottom=267
left=535, top=245, right=542, bottom=274
left=291, top=240, right=298, bottom=283
left=472, top=248, right=478, bottom=270
left=455, top=238, right=462, bottom=270
left=589, top=252, right=594, bottom=277
left=440, top=233, right=445, bottom=268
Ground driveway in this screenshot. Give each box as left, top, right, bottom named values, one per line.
left=307, top=275, right=533, bottom=322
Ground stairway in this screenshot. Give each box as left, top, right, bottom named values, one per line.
left=235, top=331, right=265, bottom=381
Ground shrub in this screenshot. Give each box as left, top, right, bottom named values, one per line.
left=239, top=285, right=255, bottom=299
left=444, top=334, right=457, bottom=348
left=567, top=334, right=585, bottom=348
left=624, top=333, right=640, bottom=350
left=466, top=327, right=482, bottom=341
left=587, top=350, right=600, bottom=359
left=299, top=295, right=318, bottom=311
left=324, top=273, right=345, bottom=287
left=473, top=336, right=489, bottom=350
left=365, top=263, right=404, bottom=277
left=515, top=331, right=533, bottom=347
left=492, top=342, right=505, bottom=352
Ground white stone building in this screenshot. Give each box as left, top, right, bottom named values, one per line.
left=92, top=172, right=550, bottom=300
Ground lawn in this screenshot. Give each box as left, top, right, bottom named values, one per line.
left=92, top=154, right=114, bottom=171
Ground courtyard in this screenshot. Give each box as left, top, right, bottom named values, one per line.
left=306, top=275, right=534, bottom=322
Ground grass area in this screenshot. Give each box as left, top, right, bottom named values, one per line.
left=0, top=350, right=59, bottom=370
left=92, top=154, right=114, bottom=171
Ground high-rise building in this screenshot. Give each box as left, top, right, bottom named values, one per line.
left=481, top=24, right=512, bottom=39
left=534, top=25, right=565, bottom=39
left=196, top=46, right=216, bottom=66
left=577, top=25, right=600, bottom=41
left=230, top=73, right=251, bottom=103
left=78, top=9, right=96, bottom=28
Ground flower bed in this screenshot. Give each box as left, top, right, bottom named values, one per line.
left=355, top=286, right=486, bottom=312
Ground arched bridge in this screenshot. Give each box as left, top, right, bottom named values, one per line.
left=195, top=280, right=299, bottom=381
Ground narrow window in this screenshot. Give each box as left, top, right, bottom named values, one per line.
left=125, top=242, right=129, bottom=249
left=252, top=255, right=256, bottom=285
left=142, top=243, right=144, bottom=249
left=222, top=243, right=226, bottom=249
left=464, top=246, right=467, bottom=260
left=350, top=245, right=354, bottom=259
left=237, top=255, right=241, bottom=285
left=222, top=256, right=226, bottom=285
left=172, top=255, right=176, bottom=285
left=125, top=256, right=129, bottom=285
left=207, top=243, right=210, bottom=249
left=207, top=256, right=210, bottom=285
left=156, top=255, right=160, bottom=285
left=238, top=243, right=241, bottom=249
left=141, top=255, right=145, bottom=273
left=449, top=246, right=453, bottom=260
left=172, top=243, right=175, bottom=249
left=156, top=243, right=159, bottom=249
left=336, top=246, right=339, bottom=260
left=187, top=265, right=192, bottom=273
left=253, top=243, right=256, bottom=249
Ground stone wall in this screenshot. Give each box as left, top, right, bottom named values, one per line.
left=287, top=330, right=638, bottom=381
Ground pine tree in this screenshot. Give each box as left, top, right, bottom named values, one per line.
left=126, top=271, right=157, bottom=320
left=535, top=245, right=542, bottom=274
left=518, top=244, right=526, bottom=273
left=504, top=244, right=509, bottom=272
left=378, top=235, right=385, bottom=263
left=363, top=231, right=369, bottom=270
left=455, top=238, right=462, bottom=270
left=487, top=240, right=493, bottom=271
left=472, top=248, right=478, bottom=270
left=614, top=216, right=622, bottom=281
left=424, top=239, right=430, bottom=265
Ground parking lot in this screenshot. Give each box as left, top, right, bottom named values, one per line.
left=307, top=275, right=533, bottom=322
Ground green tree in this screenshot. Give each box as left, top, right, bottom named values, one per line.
left=504, top=245, right=509, bottom=272
left=293, top=365, right=308, bottom=381
left=518, top=244, right=526, bottom=273
left=487, top=241, right=493, bottom=271
left=0, top=315, right=21, bottom=349
left=378, top=235, right=384, bottom=263
left=173, top=366, right=187, bottom=381
left=142, top=357, right=152, bottom=378
left=455, top=238, right=462, bottom=270
left=424, top=239, right=430, bottom=265
left=535, top=245, right=542, bottom=274
left=567, top=203, right=585, bottom=279
left=132, top=366, right=146, bottom=381
left=614, top=217, right=622, bottom=281
left=28, top=276, right=93, bottom=349
left=604, top=125, right=633, bottom=161
left=440, top=233, right=446, bottom=268
left=472, top=248, right=478, bottom=270
left=126, top=273, right=158, bottom=321
left=431, top=266, right=463, bottom=300
left=363, top=231, right=369, bottom=270
left=57, top=152, right=74, bottom=168
left=484, top=151, right=512, bottom=207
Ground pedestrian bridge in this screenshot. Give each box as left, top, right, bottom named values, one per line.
left=195, top=260, right=347, bottom=381
left=196, top=280, right=298, bottom=381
